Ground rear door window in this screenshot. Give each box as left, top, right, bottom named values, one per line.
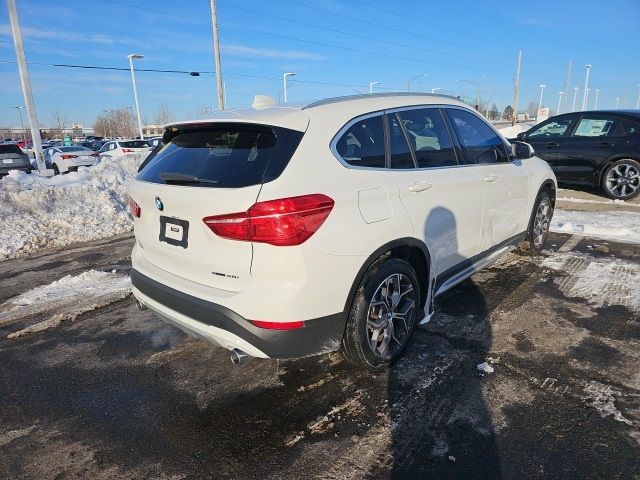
left=137, top=124, right=303, bottom=188
left=446, top=108, right=509, bottom=164
left=573, top=117, right=616, bottom=137
left=120, top=140, right=149, bottom=148
left=397, top=108, right=457, bottom=168
left=334, top=114, right=386, bottom=168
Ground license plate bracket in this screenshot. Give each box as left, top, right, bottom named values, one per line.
left=159, top=216, right=189, bottom=249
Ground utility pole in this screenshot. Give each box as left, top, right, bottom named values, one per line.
left=209, top=0, right=224, bottom=110
left=581, top=64, right=592, bottom=111
left=283, top=72, right=296, bottom=102
left=511, top=49, right=522, bottom=126
left=562, top=60, right=572, bottom=114
left=7, top=0, right=48, bottom=174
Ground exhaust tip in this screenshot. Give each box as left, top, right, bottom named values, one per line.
left=135, top=300, right=147, bottom=311
left=230, top=348, right=248, bottom=366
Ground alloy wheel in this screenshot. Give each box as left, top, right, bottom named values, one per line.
left=605, top=163, right=640, bottom=198
left=532, top=198, right=551, bottom=249
left=366, top=273, right=416, bottom=359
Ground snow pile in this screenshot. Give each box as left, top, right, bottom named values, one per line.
left=0, top=269, right=131, bottom=338
left=580, top=381, right=633, bottom=425
left=476, top=362, right=494, bottom=374
left=557, top=195, right=640, bottom=208
left=551, top=209, right=640, bottom=244
left=542, top=251, right=640, bottom=312
left=0, top=154, right=144, bottom=261
left=497, top=123, right=532, bottom=139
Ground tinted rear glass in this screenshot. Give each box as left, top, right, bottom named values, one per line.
left=0, top=145, right=23, bottom=154
left=120, top=140, right=149, bottom=148
left=59, top=146, right=91, bottom=152
left=137, top=124, right=304, bottom=188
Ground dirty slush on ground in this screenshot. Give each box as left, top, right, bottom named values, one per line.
left=0, top=232, right=638, bottom=479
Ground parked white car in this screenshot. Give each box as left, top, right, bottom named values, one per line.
left=98, top=140, right=150, bottom=160
left=45, top=146, right=99, bottom=174
left=128, top=93, right=557, bottom=370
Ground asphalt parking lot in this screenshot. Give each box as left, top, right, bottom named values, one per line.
left=0, top=190, right=639, bottom=479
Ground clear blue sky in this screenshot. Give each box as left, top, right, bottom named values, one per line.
left=1, top=0, right=639, bottom=128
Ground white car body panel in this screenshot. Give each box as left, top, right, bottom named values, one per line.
left=127, top=93, right=557, bottom=359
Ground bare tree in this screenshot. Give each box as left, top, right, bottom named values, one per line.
left=93, top=109, right=135, bottom=138
left=52, top=110, right=68, bottom=137
left=153, top=103, right=175, bottom=127
left=527, top=101, right=538, bottom=118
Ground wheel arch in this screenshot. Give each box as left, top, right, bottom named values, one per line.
left=597, top=154, right=640, bottom=186
left=343, top=237, right=431, bottom=317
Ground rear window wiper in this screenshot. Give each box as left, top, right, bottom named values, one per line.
left=159, top=172, right=219, bottom=185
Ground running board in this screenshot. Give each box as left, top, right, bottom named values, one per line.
left=434, top=245, right=515, bottom=298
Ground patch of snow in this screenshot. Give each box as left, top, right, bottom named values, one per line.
left=0, top=154, right=145, bottom=261
left=477, top=362, right=494, bottom=374
left=497, top=123, right=532, bottom=139
left=0, top=270, right=131, bottom=338
left=551, top=209, right=640, bottom=244
left=580, top=381, right=633, bottom=426
left=542, top=250, right=640, bottom=312
left=557, top=196, right=640, bottom=208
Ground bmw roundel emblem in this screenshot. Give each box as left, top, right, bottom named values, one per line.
left=154, top=196, right=164, bottom=211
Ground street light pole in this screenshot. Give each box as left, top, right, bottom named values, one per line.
left=369, top=81, right=380, bottom=93
left=283, top=72, right=296, bottom=102
left=581, top=64, right=592, bottom=111
left=431, top=87, right=442, bottom=93
left=572, top=87, right=580, bottom=112
left=7, top=0, right=47, bottom=173
left=406, top=74, right=427, bottom=92
left=537, top=84, right=546, bottom=117
left=127, top=53, right=144, bottom=139
left=102, top=110, right=112, bottom=138
left=594, top=89, right=600, bottom=109
left=556, top=92, right=563, bottom=115
left=11, top=106, right=25, bottom=140
left=615, top=97, right=620, bottom=109
left=636, top=84, right=640, bottom=109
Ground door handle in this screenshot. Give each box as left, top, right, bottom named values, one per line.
left=408, top=181, right=434, bottom=192
left=483, top=174, right=499, bottom=183
left=546, top=142, right=559, bottom=148
left=597, top=142, right=612, bottom=148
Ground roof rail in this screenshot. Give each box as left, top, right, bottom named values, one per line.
left=302, top=92, right=460, bottom=110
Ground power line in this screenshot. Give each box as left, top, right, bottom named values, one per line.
left=279, top=0, right=517, bottom=60
left=216, top=1, right=514, bottom=67
left=90, top=0, right=514, bottom=75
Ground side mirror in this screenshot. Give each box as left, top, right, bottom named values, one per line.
left=516, top=132, right=526, bottom=141
left=512, top=141, right=535, bottom=160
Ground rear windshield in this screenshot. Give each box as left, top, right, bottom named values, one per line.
left=137, top=124, right=304, bottom=188
left=0, top=145, right=23, bottom=154
left=120, top=140, right=149, bottom=148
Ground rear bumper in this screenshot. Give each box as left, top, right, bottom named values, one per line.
left=131, top=269, right=346, bottom=359
left=0, top=165, right=32, bottom=175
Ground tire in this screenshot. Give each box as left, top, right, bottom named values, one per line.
left=340, top=256, right=421, bottom=370
left=520, top=190, right=554, bottom=255
left=52, top=163, right=60, bottom=175
left=602, top=159, right=640, bottom=200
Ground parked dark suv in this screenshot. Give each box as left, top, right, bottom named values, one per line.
left=514, top=110, right=640, bottom=199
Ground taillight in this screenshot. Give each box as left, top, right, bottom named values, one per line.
left=127, top=195, right=141, bottom=218
left=203, top=194, right=334, bottom=246
left=61, top=154, right=77, bottom=159
left=250, top=320, right=304, bottom=330
left=122, top=148, right=134, bottom=153
left=91, top=152, right=99, bottom=157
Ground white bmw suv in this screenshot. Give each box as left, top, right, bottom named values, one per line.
left=128, top=93, right=556, bottom=370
